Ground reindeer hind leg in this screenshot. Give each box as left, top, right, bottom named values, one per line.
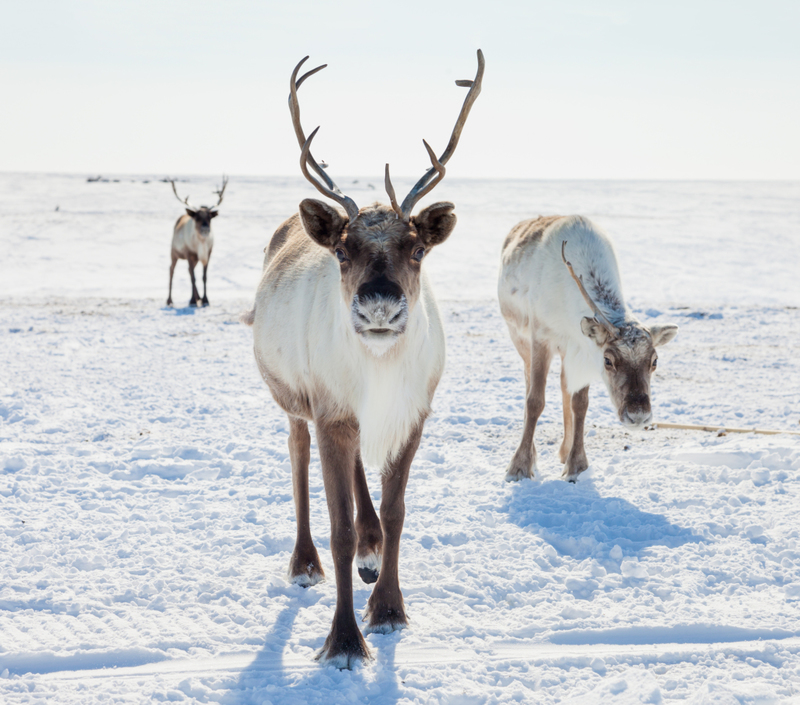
left=354, top=450, right=382, bottom=584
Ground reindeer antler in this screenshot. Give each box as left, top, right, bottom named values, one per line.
left=561, top=241, right=619, bottom=339
left=385, top=49, right=485, bottom=221
left=169, top=179, right=195, bottom=211
left=212, top=175, right=228, bottom=209
left=289, top=56, right=359, bottom=221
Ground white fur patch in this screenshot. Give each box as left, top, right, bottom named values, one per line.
left=288, top=567, right=324, bottom=588
left=356, top=551, right=381, bottom=572
left=316, top=647, right=367, bottom=669
left=364, top=620, right=407, bottom=635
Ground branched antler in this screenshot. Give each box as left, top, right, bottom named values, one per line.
left=289, top=56, right=359, bottom=220
left=384, top=49, right=485, bottom=221
left=169, top=179, right=195, bottom=211
left=212, top=175, right=228, bottom=209
left=561, top=241, right=619, bottom=339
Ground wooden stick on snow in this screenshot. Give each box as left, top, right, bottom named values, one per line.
left=649, top=421, right=800, bottom=436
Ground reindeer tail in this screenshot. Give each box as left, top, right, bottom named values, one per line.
left=239, top=308, right=256, bottom=326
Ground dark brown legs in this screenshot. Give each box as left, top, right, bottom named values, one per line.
left=285, top=413, right=415, bottom=668
left=315, top=418, right=370, bottom=668
left=287, top=417, right=324, bottom=586
left=354, top=451, right=383, bottom=584
left=187, top=253, right=201, bottom=307
left=559, top=364, right=573, bottom=463
left=167, top=251, right=209, bottom=308
left=363, top=423, right=422, bottom=635
left=562, top=384, right=590, bottom=481
left=506, top=338, right=552, bottom=481
left=201, top=255, right=210, bottom=306
left=167, top=251, right=178, bottom=306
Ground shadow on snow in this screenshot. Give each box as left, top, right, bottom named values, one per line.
left=501, top=476, right=702, bottom=560
left=227, top=590, right=406, bottom=705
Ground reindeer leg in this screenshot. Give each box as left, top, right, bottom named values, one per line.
left=167, top=251, right=178, bottom=306
left=505, top=337, right=552, bottom=481
left=563, top=386, right=590, bottom=481
left=354, top=451, right=382, bottom=584
left=187, top=253, right=200, bottom=307
left=201, top=253, right=210, bottom=306
left=287, top=417, right=324, bottom=586
left=315, top=418, right=370, bottom=668
left=364, top=422, right=423, bottom=635
left=559, top=360, right=573, bottom=463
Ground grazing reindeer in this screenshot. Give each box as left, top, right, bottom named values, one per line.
left=498, top=216, right=678, bottom=482
left=242, top=51, right=483, bottom=668
left=166, top=176, right=228, bottom=307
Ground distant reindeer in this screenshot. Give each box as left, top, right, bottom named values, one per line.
left=498, top=216, right=678, bottom=482
left=167, top=176, right=228, bottom=307
left=242, top=51, right=483, bottom=667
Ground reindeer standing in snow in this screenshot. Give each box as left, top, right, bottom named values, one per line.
left=498, top=215, right=678, bottom=482
left=242, top=51, right=483, bottom=667
left=166, top=176, right=227, bottom=307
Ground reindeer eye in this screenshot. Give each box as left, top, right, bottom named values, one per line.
left=335, top=248, right=347, bottom=263
left=652, top=357, right=658, bottom=368
left=412, top=247, right=425, bottom=262
left=604, top=357, right=613, bottom=369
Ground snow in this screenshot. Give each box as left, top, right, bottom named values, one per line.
left=1, top=173, right=800, bottom=703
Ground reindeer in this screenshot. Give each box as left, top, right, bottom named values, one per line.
left=166, top=176, right=228, bottom=307
left=241, top=51, right=483, bottom=668
left=498, top=215, right=678, bottom=482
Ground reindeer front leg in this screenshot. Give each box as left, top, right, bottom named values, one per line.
left=167, top=250, right=178, bottom=306
left=506, top=338, right=552, bottom=481
left=562, top=386, right=590, bottom=481
left=364, top=422, right=423, bottom=634
left=315, top=418, right=370, bottom=668
left=187, top=253, right=201, bottom=307
left=287, top=417, right=324, bottom=586
left=201, top=252, right=211, bottom=306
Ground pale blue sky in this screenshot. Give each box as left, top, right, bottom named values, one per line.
left=2, top=0, right=798, bottom=178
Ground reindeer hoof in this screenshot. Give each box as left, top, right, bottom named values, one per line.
left=288, top=549, right=325, bottom=587
left=189, top=301, right=198, bottom=308
left=358, top=567, right=379, bottom=584
left=363, top=606, right=408, bottom=635
left=356, top=551, right=381, bottom=584
left=504, top=460, right=535, bottom=482
left=316, top=624, right=370, bottom=669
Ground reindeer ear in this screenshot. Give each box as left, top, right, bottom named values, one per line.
left=210, top=211, right=219, bottom=219
left=649, top=323, right=679, bottom=347
left=413, top=201, right=456, bottom=247
left=299, top=199, right=347, bottom=249
left=580, top=317, right=613, bottom=346
left=186, top=208, right=197, bottom=218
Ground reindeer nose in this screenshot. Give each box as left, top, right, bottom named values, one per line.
left=622, top=394, right=652, bottom=427
left=356, top=274, right=403, bottom=303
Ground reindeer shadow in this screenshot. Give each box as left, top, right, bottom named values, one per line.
left=161, top=305, right=197, bottom=316
left=502, top=475, right=701, bottom=560
left=229, top=589, right=405, bottom=705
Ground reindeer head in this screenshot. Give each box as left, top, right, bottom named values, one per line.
left=581, top=319, right=678, bottom=427
left=562, top=242, right=678, bottom=428
left=170, top=176, right=228, bottom=238
left=299, top=200, right=455, bottom=356
left=288, top=51, right=483, bottom=357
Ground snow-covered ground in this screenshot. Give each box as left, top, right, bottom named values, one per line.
left=1, top=173, right=799, bottom=703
